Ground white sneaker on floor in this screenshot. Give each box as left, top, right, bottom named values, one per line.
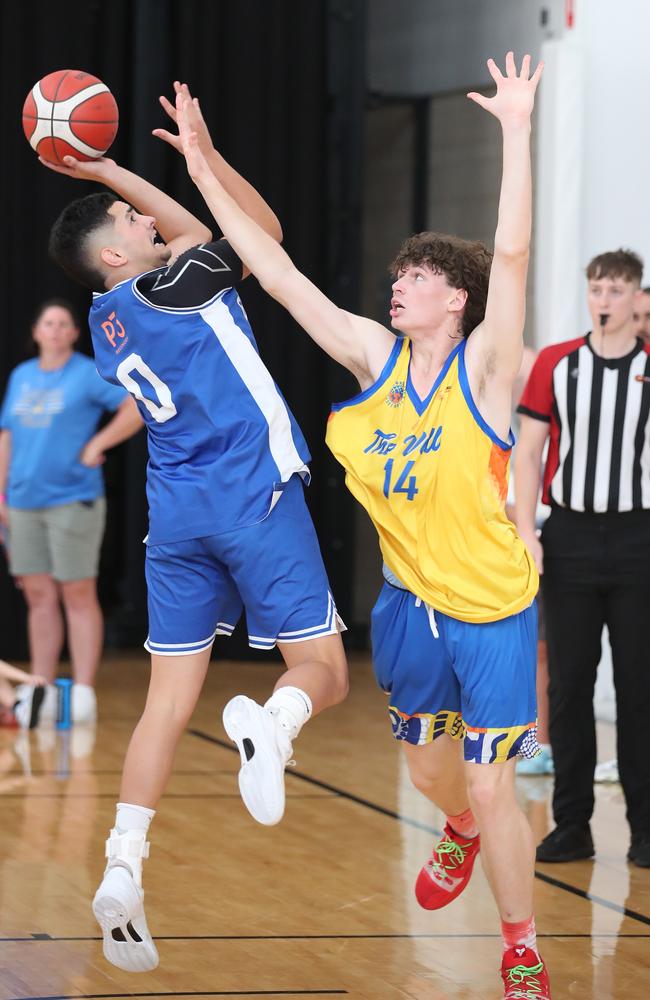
left=14, top=684, right=57, bottom=729
left=222, top=694, right=294, bottom=826
left=92, top=831, right=158, bottom=973
left=594, top=758, right=619, bottom=783
left=71, top=684, right=97, bottom=724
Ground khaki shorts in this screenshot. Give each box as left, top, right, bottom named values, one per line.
left=7, top=498, right=106, bottom=582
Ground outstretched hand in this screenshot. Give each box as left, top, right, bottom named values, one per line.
left=467, top=52, right=543, bottom=124
left=153, top=81, right=215, bottom=157
left=175, top=93, right=213, bottom=184
left=38, top=154, right=115, bottom=180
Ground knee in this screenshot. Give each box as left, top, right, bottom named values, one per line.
left=465, top=765, right=512, bottom=817
left=330, top=664, right=349, bottom=705
left=407, top=754, right=446, bottom=797
left=60, top=578, right=99, bottom=612
left=20, top=575, right=59, bottom=610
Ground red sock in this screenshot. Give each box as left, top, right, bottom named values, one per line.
left=447, top=808, right=479, bottom=839
left=501, top=915, right=538, bottom=956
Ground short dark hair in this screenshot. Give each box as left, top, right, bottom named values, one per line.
left=390, top=232, right=493, bottom=338
left=49, top=192, right=118, bottom=291
left=642, top=286, right=650, bottom=295
left=586, top=249, right=643, bottom=285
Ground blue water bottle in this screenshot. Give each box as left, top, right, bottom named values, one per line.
left=55, top=677, right=73, bottom=730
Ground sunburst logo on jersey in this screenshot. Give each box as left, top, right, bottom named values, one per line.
left=385, top=380, right=405, bottom=407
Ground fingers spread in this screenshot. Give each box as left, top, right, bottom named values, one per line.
left=520, top=54, right=531, bottom=80
left=505, top=50, right=516, bottom=77
left=486, top=57, right=503, bottom=83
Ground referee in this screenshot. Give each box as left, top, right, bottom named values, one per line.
left=515, top=248, right=650, bottom=868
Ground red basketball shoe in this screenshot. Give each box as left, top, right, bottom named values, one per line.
left=415, top=822, right=480, bottom=909
left=501, top=946, right=551, bottom=999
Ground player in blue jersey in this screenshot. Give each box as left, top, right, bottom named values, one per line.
left=43, top=84, right=348, bottom=974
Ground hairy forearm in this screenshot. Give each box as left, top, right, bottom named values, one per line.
left=494, top=121, right=532, bottom=258
left=100, top=163, right=211, bottom=245
left=93, top=399, right=143, bottom=451
left=207, top=150, right=282, bottom=242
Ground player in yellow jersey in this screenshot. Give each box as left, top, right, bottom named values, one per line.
left=171, top=53, right=549, bottom=999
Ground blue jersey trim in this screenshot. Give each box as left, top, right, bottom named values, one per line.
left=330, top=336, right=402, bottom=412
left=406, top=340, right=463, bottom=416
left=457, top=339, right=514, bottom=451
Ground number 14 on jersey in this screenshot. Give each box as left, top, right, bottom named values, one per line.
left=383, top=459, right=419, bottom=501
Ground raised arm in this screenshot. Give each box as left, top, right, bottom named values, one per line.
left=39, top=156, right=212, bottom=260
left=154, top=83, right=282, bottom=248
left=173, top=93, right=394, bottom=386
left=465, top=53, right=543, bottom=387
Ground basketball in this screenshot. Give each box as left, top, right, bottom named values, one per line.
left=22, top=69, right=118, bottom=164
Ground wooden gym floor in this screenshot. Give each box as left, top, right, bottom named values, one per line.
left=0, top=649, right=648, bottom=1000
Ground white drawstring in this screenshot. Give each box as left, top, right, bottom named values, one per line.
left=415, top=596, right=439, bottom=639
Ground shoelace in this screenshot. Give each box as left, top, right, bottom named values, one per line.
left=504, top=961, right=546, bottom=999
left=426, top=836, right=471, bottom=881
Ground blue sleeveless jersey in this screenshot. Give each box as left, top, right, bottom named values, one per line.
left=89, top=241, right=311, bottom=546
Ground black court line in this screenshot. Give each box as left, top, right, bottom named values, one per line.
left=14, top=993, right=346, bottom=1000
left=3, top=932, right=648, bottom=943
left=8, top=769, right=233, bottom=776
left=190, top=728, right=650, bottom=928
left=0, top=793, right=331, bottom=800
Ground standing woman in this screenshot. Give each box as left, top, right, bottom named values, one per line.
left=0, top=299, right=142, bottom=725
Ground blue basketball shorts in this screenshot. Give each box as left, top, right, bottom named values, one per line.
left=144, top=475, right=344, bottom=656
left=370, top=582, right=539, bottom=764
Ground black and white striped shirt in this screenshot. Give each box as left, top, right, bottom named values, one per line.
left=518, top=334, right=650, bottom=513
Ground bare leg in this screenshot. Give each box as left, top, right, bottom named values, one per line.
left=19, top=574, right=64, bottom=682
left=276, top=631, right=349, bottom=713
left=402, top=735, right=470, bottom=815
left=465, top=759, right=536, bottom=921
left=119, top=649, right=212, bottom=807
left=60, top=578, right=103, bottom=686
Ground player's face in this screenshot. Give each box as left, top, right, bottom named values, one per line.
left=32, top=306, right=79, bottom=355
left=390, top=265, right=462, bottom=336
left=107, top=201, right=171, bottom=271
left=633, top=290, right=650, bottom=342
left=587, top=276, right=638, bottom=335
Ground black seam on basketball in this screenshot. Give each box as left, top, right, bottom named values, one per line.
left=50, top=70, right=70, bottom=164
left=24, top=116, right=118, bottom=124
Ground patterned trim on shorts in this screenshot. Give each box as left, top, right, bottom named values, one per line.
left=464, top=723, right=540, bottom=764
left=388, top=706, right=465, bottom=745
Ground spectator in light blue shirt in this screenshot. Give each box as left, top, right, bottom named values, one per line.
left=0, top=299, right=142, bottom=725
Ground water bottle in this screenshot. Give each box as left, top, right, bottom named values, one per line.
left=55, top=677, right=73, bottom=730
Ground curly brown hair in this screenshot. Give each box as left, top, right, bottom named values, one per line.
left=390, top=232, right=493, bottom=338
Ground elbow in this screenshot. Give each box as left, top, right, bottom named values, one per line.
left=494, top=243, right=530, bottom=264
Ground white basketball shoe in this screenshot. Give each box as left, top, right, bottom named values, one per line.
left=14, top=684, right=57, bottom=728
left=222, top=695, right=294, bottom=826
left=92, top=829, right=159, bottom=973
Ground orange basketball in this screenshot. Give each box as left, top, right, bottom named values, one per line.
left=22, top=69, right=119, bottom=164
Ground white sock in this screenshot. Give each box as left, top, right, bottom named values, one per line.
left=539, top=743, right=552, bottom=753
left=264, top=686, right=312, bottom=741
left=71, top=683, right=97, bottom=722
left=115, top=802, right=155, bottom=833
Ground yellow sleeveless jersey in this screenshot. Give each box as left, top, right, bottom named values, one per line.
left=326, top=336, right=538, bottom=623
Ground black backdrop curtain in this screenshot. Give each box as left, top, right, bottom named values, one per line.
left=0, top=0, right=364, bottom=657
